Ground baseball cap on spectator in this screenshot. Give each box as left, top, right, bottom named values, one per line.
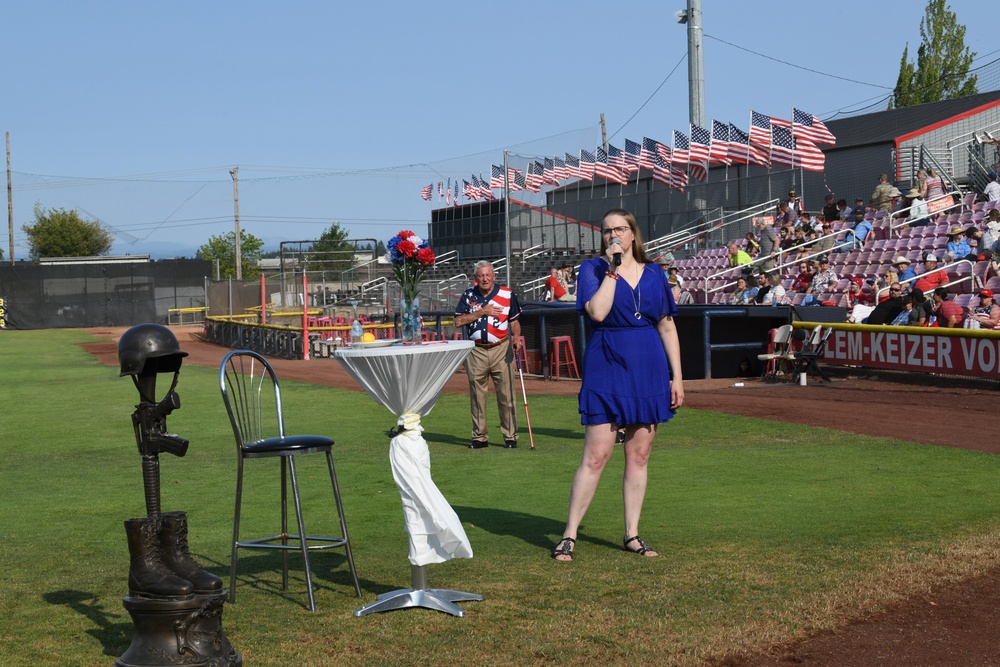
left=893, top=256, right=910, bottom=265
left=848, top=277, right=864, bottom=287
left=980, top=288, right=994, bottom=298
left=925, top=253, right=938, bottom=262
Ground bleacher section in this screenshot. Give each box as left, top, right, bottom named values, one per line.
left=672, top=199, right=999, bottom=317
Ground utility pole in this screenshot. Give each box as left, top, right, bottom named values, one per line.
left=6, top=132, right=13, bottom=264
left=230, top=167, right=241, bottom=281
left=676, top=0, right=705, bottom=128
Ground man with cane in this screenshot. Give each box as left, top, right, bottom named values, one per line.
left=454, top=260, right=522, bottom=449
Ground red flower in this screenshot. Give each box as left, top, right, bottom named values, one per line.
left=416, top=247, right=436, bottom=266
left=396, top=240, right=417, bottom=257
left=396, top=229, right=416, bottom=239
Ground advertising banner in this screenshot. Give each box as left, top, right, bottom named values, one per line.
left=821, top=325, right=1000, bottom=380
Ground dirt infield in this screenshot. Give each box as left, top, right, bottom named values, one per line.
left=80, top=325, right=1000, bottom=666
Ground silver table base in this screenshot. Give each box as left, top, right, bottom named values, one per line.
left=354, top=564, right=482, bottom=617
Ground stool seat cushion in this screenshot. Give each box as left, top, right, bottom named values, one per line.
left=244, top=434, right=333, bottom=455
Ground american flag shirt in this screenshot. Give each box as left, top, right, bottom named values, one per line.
left=455, top=284, right=521, bottom=344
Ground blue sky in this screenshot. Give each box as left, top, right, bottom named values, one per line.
left=3, top=1, right=996, bottom=259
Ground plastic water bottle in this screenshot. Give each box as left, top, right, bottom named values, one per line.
left=351, top=318, right=364, bottom=343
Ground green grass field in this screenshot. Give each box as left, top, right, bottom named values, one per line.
left=3, top=328, right=1000, bottom=666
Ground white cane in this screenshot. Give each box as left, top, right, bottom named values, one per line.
left=514, top=346, right=536, bottom=450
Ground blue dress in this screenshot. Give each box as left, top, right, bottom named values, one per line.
left=576, top=257, right=678, bottom=426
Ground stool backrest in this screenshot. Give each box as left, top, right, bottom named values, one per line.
left=219, top=350, right=285, bottom=449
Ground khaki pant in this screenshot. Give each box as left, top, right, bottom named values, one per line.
left=465, top=339, right=518, bottom=443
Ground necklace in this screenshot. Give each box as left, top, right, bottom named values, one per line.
left=631, top=265, right=642, bottom=320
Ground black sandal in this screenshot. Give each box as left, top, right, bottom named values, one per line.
left=551, top=537, right=575, bottom=561
left=623, top=535, right=657, bottom=557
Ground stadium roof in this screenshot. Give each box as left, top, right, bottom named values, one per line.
left=825, top=90, right=1000, bottom=148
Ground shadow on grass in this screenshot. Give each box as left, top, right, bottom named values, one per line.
left=452, top=505, right=619, bottom=554
left=211, top=548, right=393, bottom=607
left=43, top=590, right=131, bottom=658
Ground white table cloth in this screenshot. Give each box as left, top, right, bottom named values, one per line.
left=335, top=340, right=481, bottom=617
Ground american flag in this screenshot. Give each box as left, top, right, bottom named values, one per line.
left=525, top=161, right=543, bottom=192
left=437, top=181, right=444, bottom=198
left=653, top=152, right=687, bottom=192
left=672, top=130, right=691, bottom=165
left=749, top=111, right=772, bottom=148
left=623, top=139, right=642, bottom=173
left=729, top=123, right=768, bottom=166
left=420, top=183, right=432, bottom=201
left=607, top=143, right=627, bottom=171
left=553, top=156, right=569, bottom=181
left=578, top=149, right=596, bottom=181
left=595, top=146, right=628, bottom=184
left=543, top=158, right=560, bottom=185
left=689, top=124, right=711, bottom=181
left=473, top=174, right=490, bottom=200
left=490, top=164, right=505, bottom=190
left=710, top=120, right=731, bottom=164
left=639, top=137, right=659, bottom=171
left=463, top=179, right=476, bottom=200
left=565, top=152, right=583, bottom=179
left=477, top=173, right=497, bottom=200
left=508, top=167, right=524, bottom=191
left=445, top=178, right=452, bottom=205
left=793, top=108, right=836, bottom=146
left=454, top=179, right=460, bottom=205
left=771, top=126, right=826, bottom=172
left=793, top=136, right=826, bottom=172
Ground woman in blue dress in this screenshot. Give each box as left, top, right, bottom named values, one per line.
left=552, top=208, right=684, bottom=562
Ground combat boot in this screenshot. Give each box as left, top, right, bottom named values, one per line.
left=159, top=511, right=223, bottom=595
left=125, top=517, right=194, bottom=599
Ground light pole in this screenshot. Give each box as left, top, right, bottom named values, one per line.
left=230, top=167, right=241, bottom=281
left=675, top=0, right=705, bottom=128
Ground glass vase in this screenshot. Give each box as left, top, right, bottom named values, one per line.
left=400, top=295, right=422, bottom=342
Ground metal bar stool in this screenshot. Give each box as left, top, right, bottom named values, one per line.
left=548, top=335, right=580, bottom=380
left=219, top=350, right=361, bottom=611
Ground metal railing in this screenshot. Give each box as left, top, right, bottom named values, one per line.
left=874, top=257, right=981, bottom=300
left=645, top=199, right=781, bottom=259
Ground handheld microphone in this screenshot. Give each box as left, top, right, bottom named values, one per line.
left=609, top=237, right=622, bottom=268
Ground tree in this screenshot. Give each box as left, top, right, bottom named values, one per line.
left=22, top=204, right=114, bottom=259
left=307, top=223, right=356, bottom=273
left=890, top=0, right=977, bottom=109
left=197, top=230, right=265, bottom=280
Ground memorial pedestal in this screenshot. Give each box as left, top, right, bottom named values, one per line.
left=115, top=593, right=241, bottom=667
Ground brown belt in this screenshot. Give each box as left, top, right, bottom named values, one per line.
left=474, top=338, right=508, bottom=349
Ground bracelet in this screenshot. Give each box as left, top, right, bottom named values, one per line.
left=605, top=271, right=619, bottom=280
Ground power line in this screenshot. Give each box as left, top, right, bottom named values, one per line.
left=703, top=33, right=893, bottom=90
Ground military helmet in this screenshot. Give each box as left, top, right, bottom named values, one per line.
left=117, top=323, right=188, bottom=377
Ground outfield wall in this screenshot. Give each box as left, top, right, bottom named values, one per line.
left=796, top=322, right=1000, bottom=380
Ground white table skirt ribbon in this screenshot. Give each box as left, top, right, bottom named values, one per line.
left=390, top=412, right=473, bottom=565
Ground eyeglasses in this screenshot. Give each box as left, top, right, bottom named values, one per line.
left=601, top=225, right=631, bottom=237
left=889, top=288, right=901, bottom=293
